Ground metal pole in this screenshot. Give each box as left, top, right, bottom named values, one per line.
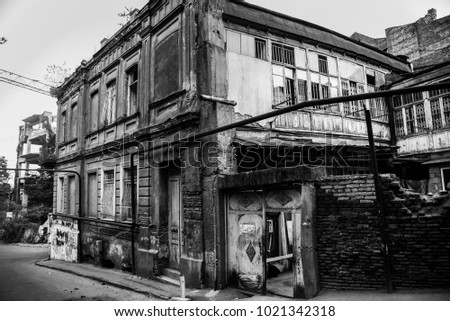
left=363, top=109, right=393, bottom=293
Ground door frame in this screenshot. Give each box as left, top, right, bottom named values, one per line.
left=168, top=174, right=182, bottom=270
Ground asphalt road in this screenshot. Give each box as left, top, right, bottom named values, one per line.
left=0, top=242, right=155, bottom=301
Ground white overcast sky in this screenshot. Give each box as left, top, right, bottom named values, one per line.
left=1, top=0, right=449, bottom=177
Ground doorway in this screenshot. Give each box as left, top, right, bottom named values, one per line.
left=168, top=174, right=182, bottom=270
left=226, top=189, right=302, bottom=298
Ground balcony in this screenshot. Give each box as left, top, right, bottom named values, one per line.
left=28, top=128, right=47, bottom=145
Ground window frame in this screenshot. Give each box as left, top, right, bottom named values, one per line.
left=125, top=65, right=139, bottom=117
left=103, top=80, right=117, bottom=126
left=101, top=168, right=116, bottom=220
left=120, top=164, right=138, bottom=222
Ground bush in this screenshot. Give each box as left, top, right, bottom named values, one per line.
left=1, top=204, right=51, bottom=243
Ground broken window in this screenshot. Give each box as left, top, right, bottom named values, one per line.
left=444, top=96, right=450, bottom=127
left=126, top=66, right=138, bottom=116
left=255, top=38, right=267, bottom=60
left=310, top=72, right=339, bottom=112
left=121, top=167, right=137, bottom=221
left=102, top=170, right=115, bottom=220
left=103, top=80, right=117, bottom=125
left=272, top=65, right=295, bottom=107
left=341, top=79, right=364, bottom=117
left=90, top=91, right=99, bottom=132
left=70, top=103, right=77, bottom=139
left=272, top=43, right=294, bottom=65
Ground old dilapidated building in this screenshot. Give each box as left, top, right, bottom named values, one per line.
left=352, top=9, right=450, bottom=194
left=51, top=0, right=448, bottom=299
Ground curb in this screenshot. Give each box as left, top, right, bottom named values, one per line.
left=35, top=260, right=171, bottom=301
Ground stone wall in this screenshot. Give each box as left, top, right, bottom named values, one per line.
left=315, top=174, right=450, bottom=290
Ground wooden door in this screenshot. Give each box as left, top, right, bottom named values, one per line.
left=168, top=175, right=181, bottom=270
left=227, top=191, right=265, bottom=293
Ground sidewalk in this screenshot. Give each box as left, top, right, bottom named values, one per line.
left=35, top=258, right=450, bottom=301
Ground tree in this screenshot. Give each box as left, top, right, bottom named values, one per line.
left=44, top=62, right=72, bottom=97
left=0, top=157, right=11, bottom=211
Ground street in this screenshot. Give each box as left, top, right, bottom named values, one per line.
left=0, top=242, right=156, bottom=301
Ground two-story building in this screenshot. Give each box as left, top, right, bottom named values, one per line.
left=51, top=0, right=412, bottom=298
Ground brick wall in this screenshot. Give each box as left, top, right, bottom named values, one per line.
left=315, top=174, right=450, bottom=290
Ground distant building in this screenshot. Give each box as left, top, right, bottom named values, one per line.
left=15, top=112, right=56, bottom=210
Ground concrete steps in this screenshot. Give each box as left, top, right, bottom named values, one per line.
left=157, top=268, right=180, bottom=286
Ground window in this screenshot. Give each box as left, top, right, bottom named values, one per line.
left=431, top=99, right=443, bottom=129
left=342, top=80, right=364, bottom=117
left=121, top=167, right=137, bottom=221
left=272, top=65, right=295, bottom=107
left=444, top=96, right=450, bottom=126
left=255, top=38, right=267, bottom=60
left=311, top=72, right=339, bottom=112
left=90, top=91, right=99, bottom=132
left=297, top=79, right=307, bottom=103
left=405, top=106, right=415, bottom=135
left=70, top=103, right=77, bottom=139
left=102, top=170, right=115, bottom=220
left=394, top=109, right=405, bottom=137
left=272, top=43, right=294, bottom=65
left=416, top=103, right=427, bottom=133
left=103, top=81, right=117, bottom=125
left=126, top=66, right=138, bottom=116
left=60, top=111, right=66, bottom=142
left=318, top=55, right=328, bottom=74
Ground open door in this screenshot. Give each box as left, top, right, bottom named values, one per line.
left=227, top=191, right=266, bottom=293
left=168, top=175, right=181, bottom=270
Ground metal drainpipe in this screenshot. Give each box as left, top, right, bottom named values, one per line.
left=363, top=109, right=393, bottom=293
left=130, top=152, right=138, bottom=275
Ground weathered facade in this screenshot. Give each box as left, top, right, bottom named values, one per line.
left=51, top=0, right=419, bottom=298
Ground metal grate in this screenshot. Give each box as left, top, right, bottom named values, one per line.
left=416, top=103, right=427, bottom=133
left=431, top=99, right=443, bottom=129
left=394, top=109, right=405, bottom=137
left=272, top=43, right=294, bottom=65
left=255, top=38, right=267, bottom=60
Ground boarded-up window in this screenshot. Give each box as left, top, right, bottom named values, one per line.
left=154, top=31, right=180, bottom=101
left=90, top=91, right=99, bottom=132
left=126, top=65, right=138, bottom=116
left=70, top=103, right=77, bottom=139
left=102, top=170, right=115, bottom=220
left=103, top=81, right=117, bottom=125
left=339, top=60, right=364, bottom=83
left=294, top=48, right=307, bottom=69
left=88, top=172, right=98, bottom=218
left=226, top=30, right=241, bottom=53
